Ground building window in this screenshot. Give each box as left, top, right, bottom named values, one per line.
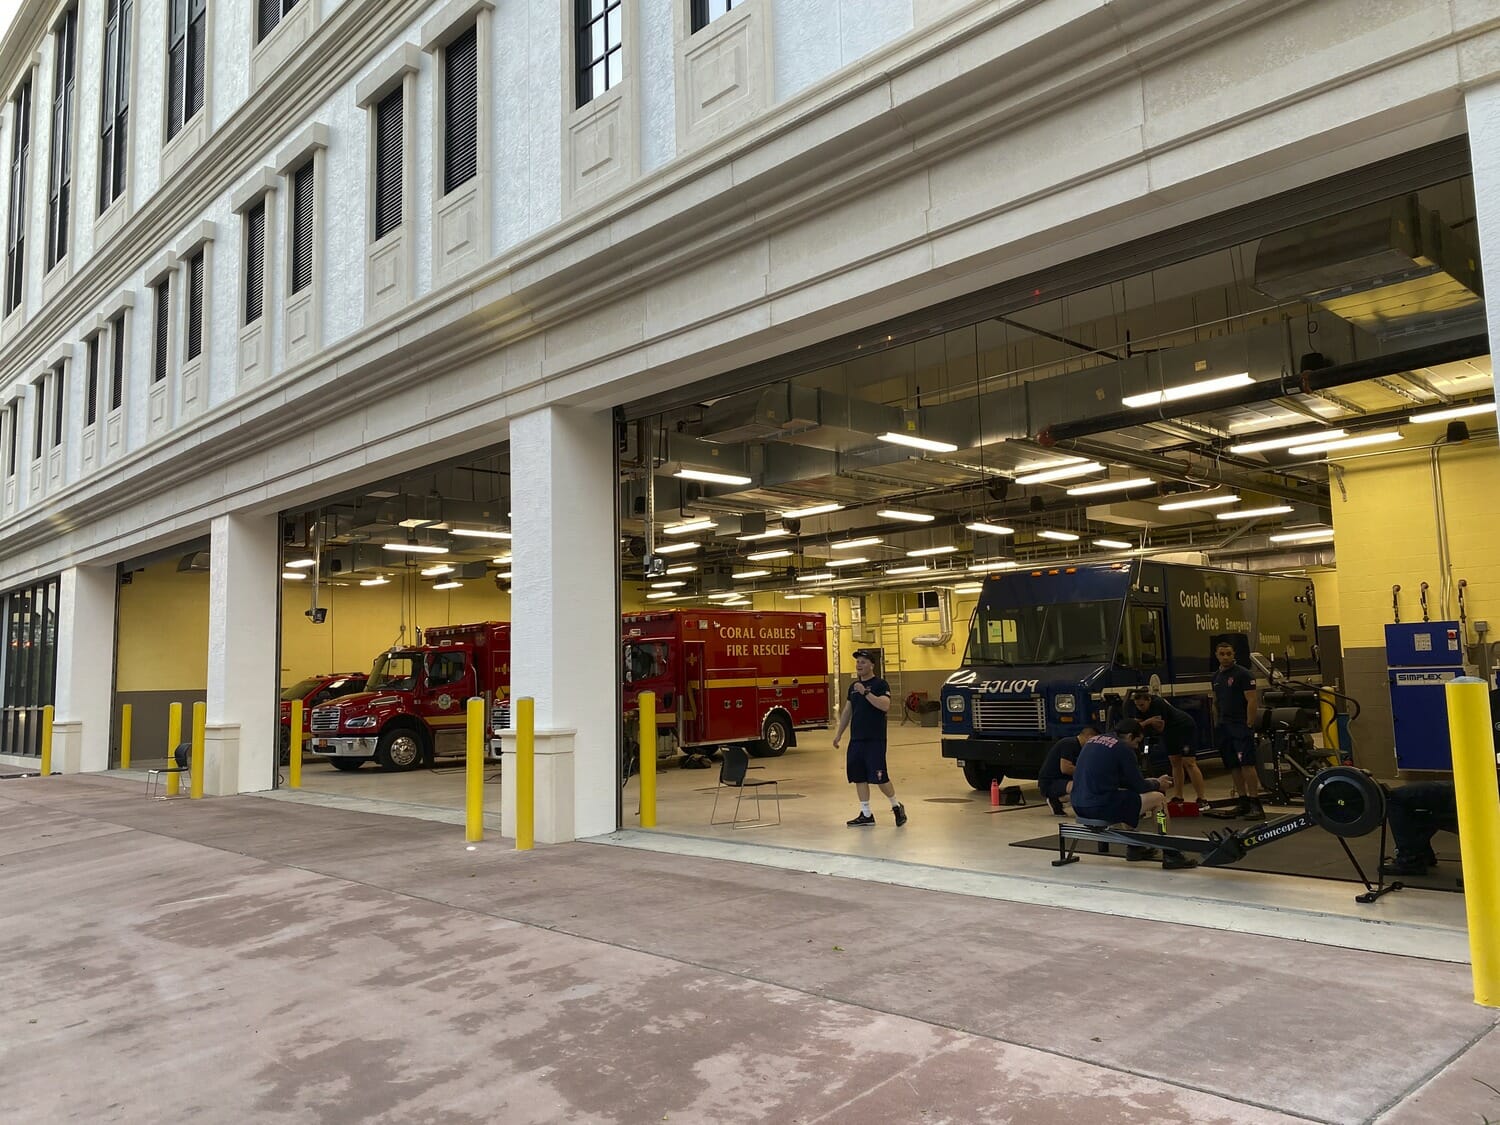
left=46, top=6, right=78, bottom=271
left=167, top=0, right=206, bottom=141
left=372, top=88, right=403, bottom=241
left=152, top=278, right=170, bottom=382
left=98, top=0, right=131, bottom=212
left=690, top=0, right=733, bottom=32
left=442, top=24, right=478, bottom=195
left=110, top=312, right=126, bottom=411
left=0, top=576, right=63, bottom=759
left=186, top=248, right=204, bottom=359
left=289, top=159, right=313, bottom=294
left=50, top=364, right=64, bottom=448
left=575, top=0, right=622, bottom=108
left=244, top=199, right=265, bottom=323
left=31, top=376, right=46, bottom=459
left=4, top=401, right=16, bottom=476
left=4, top=79, right=32, bottom=315
left=258, top=0, right=299, bottom=43
left=85, top=336, right=99, bottom=426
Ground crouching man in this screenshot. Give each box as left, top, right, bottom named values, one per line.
left=1071, top=719, right=1197, bottom=870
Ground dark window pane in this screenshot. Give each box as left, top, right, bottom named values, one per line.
left=153, top=278, right=169, bottom=383
left=5, top=79, right=32, bottom=315
left=85, top=337, right=98, bottom=426
left=443, top=25, right=478, bottom=195
left=290, top=160, right=314, bottom=293
left=32, top=377, right=45, bottom=458
left=373, top=88, right=403, bottom=241
left=110, top=314, right=125, bottom=410
left=187, top=250, right=204, bottom=360
left=51, top=367, right=64, bottom=447
left=245, top=201, right=265, bottom=324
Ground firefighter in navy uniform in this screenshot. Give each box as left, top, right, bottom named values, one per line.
left=833, top=649, right=906, bottom=827
left=1210, top=641, right=1264, bottom=820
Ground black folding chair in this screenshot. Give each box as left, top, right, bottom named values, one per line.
left=710, top=745, right=781, bottom=829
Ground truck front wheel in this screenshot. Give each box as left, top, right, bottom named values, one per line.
left=375, top=729, right=425, bottom=771
left=751, top=713, right=793, bottom=758
left=962, top=761, right=997, bottom=791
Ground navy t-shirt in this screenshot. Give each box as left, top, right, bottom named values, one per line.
left=1136, top=696, right=1194, bottom=734
left=1070, top=734, right=1155, bottom=811
left=1038, top=736, right=1084, bottom=784
left=1212, top=664, right=1256, bottom=724
left=847, top=676, right=890, bottom=742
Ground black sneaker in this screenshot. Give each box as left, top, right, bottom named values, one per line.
left=1161, top=851, right=1198, bottom=870
left=892, top=804, right=908, bottom=827
left=1239, top=799, right=1266, bottom=822
left=1047, top=795, right=1066, bottom=816
left=847, top=812, right=876, bottom=827
left=1125, top=845, right=1162, bottom=862
left=1380, top=856, right=1428, bottom=877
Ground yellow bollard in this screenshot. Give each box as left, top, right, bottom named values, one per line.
left=1445, top=677, right=1500, bottom=1007
left=1319, top=688, right=1338, bottom=761
left=466, top=697, right=484, bottom=843
left=288, top=701, right=303, bottom=789
left=516, top=697, right=534, bottom=851
left=120, top=704, right=133, bottom=769
left=190, top=702, right=206, bottom=799
left=40, top=705, right=55, bottom=776
left=638, top=691, right=657, bottom=828
left=166, top=703, right=183, bottom=797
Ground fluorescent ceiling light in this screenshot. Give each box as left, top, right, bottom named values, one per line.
left=492, top=572, right=511, bottom=580
left=1015, top=461, right=1104, bottom=485
left=737, top=528, right=790, bottom=541
left=877, top=432, right=959, bottom=454
left=781, top=503, right=844, bottom=519
left=285, top=558, right=317, bottom=569
left=877, top=509, right=935, bottom=522
left=1093, top=538, right=1133, bottom=549
left=1269, top=528, right=1336, bottom=543
left=1036, top=529, right=1080, bottom=542
left=650, top=581, right=686, bottom=589
left=1121, top=372, right=1253, bottom=408
left=383, top=542, right=448, bottom=554
left=885, top=564, right=933, bottom=575
left=665, top=564, right=696, bottom=575
left=1287, top=431, right=1403, bottom=456
left=953, top=583, right=984, bottom=594
left=795, top=572, right=836, bottom=583
left=1228, top=429, right=1347, bottom=454
left=968, top=560, right=1018, bottom=573
left=966, top=522, right=1015, bottom=536
left=653, top=541, right=700, bottom=554
left=450, top=528, right=511, bottom=540
left=675, top=468, right=753, bottom=486
left=831, top=537, right=883, bottom=549
left=784, top=593, right=814, bottom=600
left=663, top=519, right=716, bottom=536
left=420, top=565, right=455, bottom=577
left=397, top=518, right=433, bottom=529
left=1157, top=493, right=1239, bottom=511
left=746, top=549, right=793, bottom=561
left=432, top=581, right=462, bottom=590
left=1066, top=477, right=1154, bottom=496
left=1013, top=455, right=1086, bottom=474
left=359, top=576, right=390, bottom=586
left=708, top=592, right=742, bottom=601
left=824, top=557, right=869, bottom=568
left=1215, top=505, right=1294, bottom=521
left=646, top=592, right=677, bottom=600
left=733, top=569, right=771, bottom=579
left=1409, top=402, right=1495, bottom=424
left=906, top=545, right=957, bottom=557
left=491, top=554, right=513, bottom=564
left=281, top=571, right=306, bottom=580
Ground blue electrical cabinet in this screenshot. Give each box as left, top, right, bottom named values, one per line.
left=1385, top=621, right=1464, bottom=770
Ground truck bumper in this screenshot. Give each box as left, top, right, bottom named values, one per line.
left=941, top=737, right=1048, bottom=779
left=310, top=737, right=376, bottom=759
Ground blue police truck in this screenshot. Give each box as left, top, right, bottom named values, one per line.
left=940, top=561, right=1319, bottom=789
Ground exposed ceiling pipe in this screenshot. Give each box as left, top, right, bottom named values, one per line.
left=1058, top=437, right=1320, bottom=506
left=912, top=587, right=954, bottom=647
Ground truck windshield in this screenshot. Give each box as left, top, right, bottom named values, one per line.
left=368, top=652, right=420, bottom=692
left=280, top=678, right=321, bottom=701
left=964, top=599, right=1122, bottom=666
left=623, top=641, right=670, bottom=683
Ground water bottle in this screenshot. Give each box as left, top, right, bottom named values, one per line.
left=1155, top=806, right=1168, bottom=834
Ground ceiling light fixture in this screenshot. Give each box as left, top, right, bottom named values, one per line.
left=492, top=572, right=512, bottom=580
left=665, top=564, right=696, bottom=575
left=906, top=545, right=957, bottom=557
left=824, top=557, right=869, bottom=568
left=663, top=518, right=717, bottom=536
left=781, top=503, right=844, bottom=519
left=359, top=576, right=390, bottom=586
left=491, top=554, right=513, bottom=564
left=1121, top=372, right=1253, bottom=409
left=1215, top=505, right=1295, bottom=521
left=1093, top=538, right=1133, bottom=549
left=675, top=468, right=753, bottom=486
left=285, top=558, right=317, bottom=569
left=968, top=560, right=1018, bottom=573
left=1036, top=529, right=1080, bottom=541
left=885, top=564, right=933, bottom=575
left=646, top=592, right=677, bottom=600
left=383, top=542, right=449, bottom=554
left=953, top=583, right=984, bottom=594
left=877, top=432, right=959, bottom=454
left=831, top=536, right=883, bottom=549
left=1287, top=431, right=1404, bottom=456
left=1013, top=455, right=1086, bottom=474
left=746, top=549, right=793, bottom=561
left=1228, top=429, right=1347, bottom=454
left=784, top=593, right=815, bottom=600
left=1157, top=493, right=1240, bottom=511
left=1409, top=402, right=1495, bottom=424
left=1014, top=461, right=1104, bottom=485
left=1066, top=477, right=1154, bottom=496
left=876, top=509, right=935, bottom=523
left=733, top=569, right=772, bottom=579
left=966, top=521, right=1015, bottom=536
left=1268, top=528, right=1336, bottom=543
left=653, top=541, right=701, bottom=554
left=795, top=572, right=836, bottom=583
left=432, top=580, right=462, bottom=590
left=737, top=528, right=791, bottom=542
left=281, top=571, right=307, bottom=580
left=450, top=528, right=511, bottom=540
left=650, top=581, right=686, bottom=589
left=420, top=564, right=455, bottom=576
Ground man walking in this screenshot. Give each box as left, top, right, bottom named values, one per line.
left=833, top=649, right=906, bottom=827
left=1211, top=640, right=1264, bottom=820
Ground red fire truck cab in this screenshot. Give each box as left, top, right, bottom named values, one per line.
left=279, top=672, right=368, bottom=763
left=308, top=622, right=510, bottom=771
left=621, top=609, right=830, bottom=758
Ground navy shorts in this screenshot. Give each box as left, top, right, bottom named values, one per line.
left=1073, top=790, right=1143, bottom=828
left=1038, top=777, right=1071, bottom=801
left=1215, top=721, right=1256, bottom=769
left=846, top=740, right=890, bottom=785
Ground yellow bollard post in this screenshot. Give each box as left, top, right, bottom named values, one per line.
left=190, top=702, right=206, bottom=800
left=1445, top=677, right=1500, bottom=1007
left=40, top=705, right=55, bottom=776
left=638, top=691, right=657, bottom=828
left=288, top=701, right=303, bottom=789
left=166, top=703, right=183, bottom=797
left=466, top=697, right=484, bottom=843
left=1319, top=688, right=1339, bottom=762
left=516, top=697, right=534, bottom=851
left=120, top=704, right=133, bottom=770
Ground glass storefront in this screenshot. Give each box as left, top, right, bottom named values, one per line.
left=0, top=576, right=60, bottom=758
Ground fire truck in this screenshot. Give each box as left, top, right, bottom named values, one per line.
left=619, top=609, right=831, bottom=760
left=279, top=672, right=367, bottom=763
left=309, top=622, right=510, bottom=771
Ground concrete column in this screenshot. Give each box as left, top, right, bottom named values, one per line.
left=1468, top=80, right=1500, bottom=440
left=206, top=512, right=280, bottom=795
left=502, top=404, right=618, bottom=841
left=53, top=565, right=118, bottom=773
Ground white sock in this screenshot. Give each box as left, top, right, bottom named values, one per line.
left=860, top=801, right=872, bottom=815
left=889, top=796, right=902, bottom=808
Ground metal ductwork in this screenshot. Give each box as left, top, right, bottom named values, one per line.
left=912, top=587, right=953, bottom=647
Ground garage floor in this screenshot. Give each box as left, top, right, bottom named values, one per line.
left=277, top=723, right=1472, bottom=961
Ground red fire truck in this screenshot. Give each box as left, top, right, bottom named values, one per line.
left=308, top=622, right=510, bottom=771
left=621, top=609, right=830, bottom=759
left=279, top=672, right=367, bottom=763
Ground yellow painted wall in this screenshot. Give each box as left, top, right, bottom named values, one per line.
left=116, top=560, right=210, bottom=691
left=1308, top=567, right=1339, bottom=627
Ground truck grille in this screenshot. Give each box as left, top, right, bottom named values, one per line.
left=491, top=701, right=510, bottom=731
left=973, top=699, right=1045, bottom=733
left=310, top=708, right=341, bottom=734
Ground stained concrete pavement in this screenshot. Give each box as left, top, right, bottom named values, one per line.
left=1, top=774, right=1496, bottom=1123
